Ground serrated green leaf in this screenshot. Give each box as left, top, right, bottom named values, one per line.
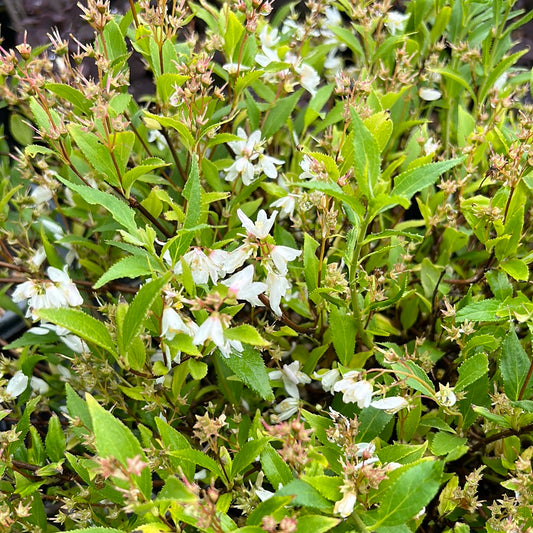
left=296, top=515, right=340, bottom=533
left=329, top=306, right=356, bottom=366
left=69, top=528, right=123, bottom=533
left=501, top=329, right=532, bottom=401
left=45, top=82, right=92, bottom=115
left=44, top=415, right=66, bottom=463
left=455, top=352, right=489, bottom=391
left=366, top=460, right=443, bottom=528
left=169, top=448, right=224, bottom=479
left=357, top=407, right=393, bottom=442
left=351, top=107, right=380, bottom=198
left=262, top=91, right=302, bottom=139
left=123, top=272, right=172, bottom=348
left=276, top=479, right=330, bottom=509
left=122, top=157, right=169, bottom=196
left=247, top=496, right=294, bottom=526
left=155, top=418, right=194, bottom=480
left=231, top=438, right=270, bottom=477
left=94, top=254, right=161, bottom=289
left=38, top=308, right=117, bottom=357
left=222, top=346, right=274, bottom=401
left=86, top=394, right=151, bottom=499
left=225, top=324, right=270, bottom=347
left=56, top=175, right=138, bottom=236
left=260, top=443, right=293, bottom=488
left=392, top=158, right=464, bottom=200
left=430, top=432, right=467, bottom=456
left=501, top=259, right=529, bottom=281
left=455, top=299, right=502, bottom=323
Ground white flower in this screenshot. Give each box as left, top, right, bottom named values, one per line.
left=424, top=137, right=439, bottom=155
left=494, top=72, right=508, bottom=91
left=224, top=243, right=256, bottom=274
left=355, top=441, right=376, bottom=458
left=270, top=360, right=311, bottom=399
left=30, top=246, right=47, bottom=268
left=269, top=245, right=301, bottom=275
left=273, top=396, right=300, bottom=421
left=270, top=194, right=297, bottom=219
left=237, top=209, right=277, bottom=240
left=435, top=383, right=457, bottom=407
left=222, top=63, right=250, bottom=75
left=225, top=128, right=262, bottom=184
left=334, top=491, right=357, bottom=518
left=257, top=153, right=284, bottom=180
left=256, top=26, right=281, bottom=67
left=299, top=155, right=318, bottom=180
left=47, top=267, right=84, bottom=307
left=370, top=396, right=409, bottom=414
left=177, top=248, right=220, bottom=285
left=5, top=371, right=29, bottom=398
left=30, top=376, right=49, bottom=395
left=30, top=323, right=89, bottom=353
left=296, top=63, right=320, bottom=96
left=419, top=87, right=442, bottom=101
left=193, top=313, right=243, bottom=358
left=314, top=368, right=340, bottom=393
left=385, top=11, right=409, bottom=35
left=221, top=265, right=267, bottom=306
left=11, top=280, right=39, bottom=304
left=333, top=372, right=373, bottom=408
left=265, top=269, right=292, bottom=316
left=31, top=185, right=53, bottom=205
left=148, top=129, right=167, bottom=151
left=161, top=307, right=191, bottom=341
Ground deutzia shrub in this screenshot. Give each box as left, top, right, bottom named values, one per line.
left=0, top=0, right=532, bottom=531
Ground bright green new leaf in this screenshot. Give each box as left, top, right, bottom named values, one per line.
left=501, top=259, right=529, bottom=282
left=296, top=516, right=340, bottom=533
left=225, top=324, right=270, bottom=347
left=169, top=448, right=224, bottom=480
left=392, top=157, right=464, bottom=200
left=303, top=233, right=320, bottom=292
left=351, top=107, right=380, bottom=198
left=94, top=254, right=161, bottom=289
left=262, top=91, right=302, bottom=139
left=260, top=444, right=293, bottom=488
left=86, top=395, right=152, bottom=499
left=38, top=308, right=117, bottom=358
left=45, top=83, right=92, bottom=115
left=276, top=479, right=330, bottom=509
left=223, top=346, right=274, bottom=401
left=45, top=415, right=66, bottom=463
left=501, top=328, right=532, bottom=401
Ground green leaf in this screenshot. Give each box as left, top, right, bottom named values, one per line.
left=392, top=158, right=464, bottom=200
left=501, top=329, right=532, bottom=401
left=260, top=444, right=293, bottom=488
left=296, top=516, right=340, bottom=533
left=56, top=176, right=138, bottom=236
left=38, top=308, right=117, bottom=358
left=377, top=443, right=427, bottom=465
left=65, top=383, right=92, bottom=432
left=501, top=259, right=529, bottom=281
left=94, top=254, right=161, bottom=289
left=68, top=528, right=123, bottom=533
left=122, top=272, right=172, bottom=348
left=247, top=496, right=294, bottom=526
left=225, top=325, right=270, bottom=347
left=351, top=107, right=380, bottom=198
left=455, top=352, right=489, bottom=392
left=155, top=417, right=194, bottom=480
left=366, top=460, right=443, bottom=529
left=329, top=306, right=356, bottom=366
left=45, top=82, right=92, bottom=115
left=391, top=361, right=435, bottom=396
left=224, top=11, right=244, bottom=60
left=86, top=394, right=151, bottom=499
left=455, top=298, right=502, bottom=323
left=276, top=479, right=330, bottom=509
left=223, top=346, right=274, bottom=401
left=430, top=432, right=467, bottom=456
left=44, top=415, right=66, bottom=463
left=122, top=157, right=169, bottom=196
left=231, top=438, right=270, bottom=477
left=169, top=448, right=224, bottom=479
left=262, top=91, right=302, bottom=139
left=357, top=407, right=393, bottom=442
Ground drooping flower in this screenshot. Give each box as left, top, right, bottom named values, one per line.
left=269, top=245, right=302, bottom=276
left=5, top=371, right=29, bottom=398
left=265, top=268, right=292, bottom=316
left=369, top=396, right=409, bottom=414
left=221, top=265, right=267, bottom=306
left=270, top=360, right=311, bottom=399
left=334, top=490, right=357, bottom=518
left=193, top=313, right=243, bottom=358
left=30, top=323, right=89, bottom=353
left=270, top=194, right=297, bottom=219
left=435, top=383, right=457, bottom=407
left=296, top=63, right=320, bottom=95
left=237, top=209, right=277, bottom=240
left=273, top=396, right=300, bottom=421
left=419, top=87, right=442, bottom=101
left=175, top=248, right=221, bottom=285
left=333, top=371, right=373, bottom=408
left=314, top=367, right=340, bottom=393
left=161, top=307, right=195, bottom=341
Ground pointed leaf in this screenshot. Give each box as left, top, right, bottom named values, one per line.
left=501, top=329, right=532, bottom=401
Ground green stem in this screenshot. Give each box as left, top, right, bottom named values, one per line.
left=352, top=512, right=370, bottom=532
